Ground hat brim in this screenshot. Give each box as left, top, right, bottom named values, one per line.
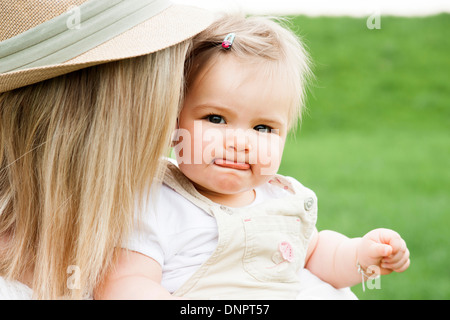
left=0, top=4, right=214, bottom=93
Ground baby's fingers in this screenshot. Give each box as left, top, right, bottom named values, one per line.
left=370, top=243, right=392, bottom=258
left=382, top=257, right=410, bottom=273
left=385, top=238, right=408, bottom=261
left=389, top=237, right=408, bottom=256
left=382, top=247, right=410, bottom=272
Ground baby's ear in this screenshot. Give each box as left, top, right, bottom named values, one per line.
left=170, top=131, right=178, bottom=148
left=170, top=119, right=179, bottom=146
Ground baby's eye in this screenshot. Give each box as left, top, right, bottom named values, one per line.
left=206, top=114, right=226, bottom=124
left=253, top=124, right=272, bottom=133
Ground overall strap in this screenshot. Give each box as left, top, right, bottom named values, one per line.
left=163, top=161, right=217, bottom=215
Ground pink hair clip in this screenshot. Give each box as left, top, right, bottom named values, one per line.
left=221, top=33, right=236, bottom=50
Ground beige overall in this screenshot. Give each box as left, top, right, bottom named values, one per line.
left=164, top=163, right=317, bottom=299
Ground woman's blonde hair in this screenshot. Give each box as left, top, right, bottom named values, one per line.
left=0, top=40, right=191, bottom=299
left=185, top=13, right=312, bottom=130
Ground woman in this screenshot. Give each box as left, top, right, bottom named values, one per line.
left=0, top=0, right=214, bottom=299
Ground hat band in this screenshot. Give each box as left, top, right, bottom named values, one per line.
left=0, top=0, right=172, bottom=74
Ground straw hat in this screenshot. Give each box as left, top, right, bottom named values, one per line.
left=0, top=0, right=215, bottom=93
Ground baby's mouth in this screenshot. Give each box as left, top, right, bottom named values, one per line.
left=213, top=158, right=250, bottom=170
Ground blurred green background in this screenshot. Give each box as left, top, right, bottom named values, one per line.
left=278, top=14, right=450, bottom=299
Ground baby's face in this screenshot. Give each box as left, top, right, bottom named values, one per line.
left=175, top=55, right=291, bottom=199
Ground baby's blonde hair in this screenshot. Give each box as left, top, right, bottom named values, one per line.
left=185, top=13, right=312, bottom=130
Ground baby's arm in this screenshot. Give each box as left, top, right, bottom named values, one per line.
left=305, top=228, right=410, bottom=289
left=94, top=248, right=177, bottom=299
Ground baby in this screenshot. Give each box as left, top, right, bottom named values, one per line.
left=95, top=14, right=410, bottom=299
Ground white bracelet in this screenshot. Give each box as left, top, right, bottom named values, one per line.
left=356, top=260, right=374, bottom=292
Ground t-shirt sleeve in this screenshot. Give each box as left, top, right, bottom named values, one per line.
left=123, top=191, right=165, bottom=267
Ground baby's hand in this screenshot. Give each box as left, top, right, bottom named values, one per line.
left=357, top=228, right=410, bottom=276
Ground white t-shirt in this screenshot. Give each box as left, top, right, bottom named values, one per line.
left=125, top=178, right=299, bottom=294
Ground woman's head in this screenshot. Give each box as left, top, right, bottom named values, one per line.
left=175, top=14, right=312, bottom=197
left=0, top=44, right=190, bottom=299
left=0, top=0, right=214, bottom=92
left=0, top=0, right=214, bottom=299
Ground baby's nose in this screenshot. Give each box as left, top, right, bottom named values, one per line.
left=225, top=131, right=252, bottom=153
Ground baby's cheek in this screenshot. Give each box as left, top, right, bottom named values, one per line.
left=256, top=138, right=284, bottom=176
left=259, top=157, right=282, bottom=176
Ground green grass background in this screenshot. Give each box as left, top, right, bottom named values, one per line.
left=278, top=14, right=450, bottom=299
